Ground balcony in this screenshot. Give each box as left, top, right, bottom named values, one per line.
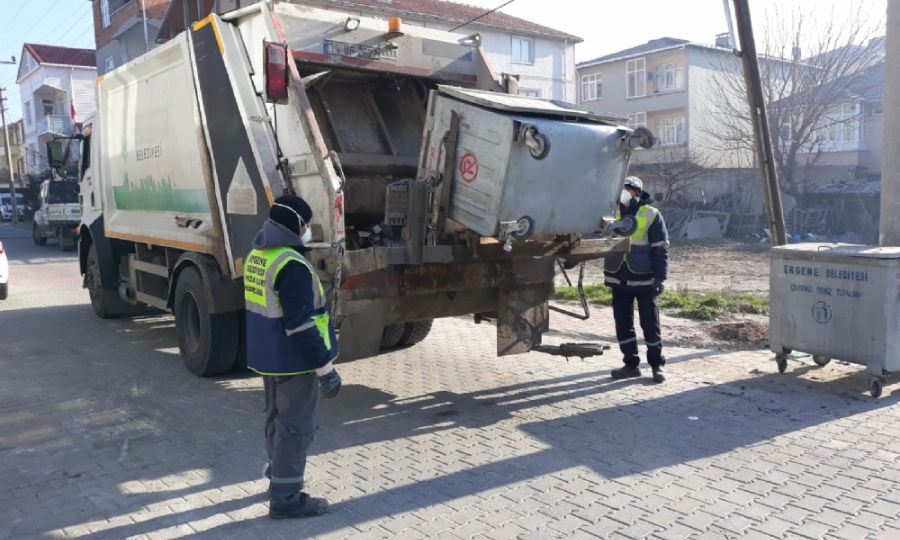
left=34, top=115, right=72, bottom=136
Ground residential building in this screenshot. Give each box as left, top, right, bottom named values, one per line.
left=782, top=62, right=884, bottom=185
left=150, top=0, right=581, bottom=101
left=0, top=120, right=26, bottom=187
left=91, top=0, right=171, bottom=75
left=576, top=36, right=774, bottom=211
left=15, top=44, right=97, bottom=174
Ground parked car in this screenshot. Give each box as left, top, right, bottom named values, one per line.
left=0, top=241, right=8, bottom=300
left=0, top=193, right=27, bottom=221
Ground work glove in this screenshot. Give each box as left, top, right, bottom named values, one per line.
left=653, top=279, right=665, bottom=297
left=318, top=369, right=342, bottom=399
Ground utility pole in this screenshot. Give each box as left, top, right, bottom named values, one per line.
left=0, top=86, right=18, bottom=225
left=731, top=0, right=787, bottom=246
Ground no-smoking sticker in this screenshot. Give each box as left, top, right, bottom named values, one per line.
left=459, top=152, right=479, bottom=184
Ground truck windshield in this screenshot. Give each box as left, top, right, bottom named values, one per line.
left=48, top=182, right=79, bottom=204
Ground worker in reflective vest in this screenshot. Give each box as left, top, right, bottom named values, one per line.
left=244, top=195, right=341, bottom=520
left=604, top=176, right=670, bottom=383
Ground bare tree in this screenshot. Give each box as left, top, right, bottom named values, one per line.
left=631, top=147, right=710, bottom=205
left=700, top=2, right=883, bottom=202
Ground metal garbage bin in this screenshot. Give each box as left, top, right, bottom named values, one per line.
left=419, top=86, right=648, bottom=247
left=768, top=243, right=900, bottom=397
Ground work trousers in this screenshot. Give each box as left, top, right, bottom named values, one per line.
left=263, top=373, right=320, bottom=505
left=610, top=285, right=664, bottom=369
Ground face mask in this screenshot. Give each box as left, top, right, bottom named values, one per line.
left=619, top=189, right=634, bottom=205
left=301, top=226, right=313, bottom=245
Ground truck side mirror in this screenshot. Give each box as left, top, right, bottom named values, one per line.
left=46, top=140, right=69, bottom=169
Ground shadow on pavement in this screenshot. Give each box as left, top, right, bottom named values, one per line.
left=3, top=301, right=897, bottom=539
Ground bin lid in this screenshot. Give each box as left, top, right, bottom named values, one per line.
left=771, top=242, right=900, bottom=259
left=436, top=85, right=626, bottom=124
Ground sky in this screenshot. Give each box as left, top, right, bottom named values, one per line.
left=0, top=0, right=888, bottom=123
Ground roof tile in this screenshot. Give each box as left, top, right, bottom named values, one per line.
left=23, top=43, right=96, bottom=68
left=334, top=0, right=581, bottom=41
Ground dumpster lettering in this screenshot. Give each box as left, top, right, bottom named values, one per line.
left=790, top=284, right=813, bottom=293
left=784, top=264, right=819, bottom=277
left=784, top=264, right=869, bottom=282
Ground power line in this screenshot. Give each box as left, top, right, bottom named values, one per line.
left=448, top=0, right=518, bottom=32
left=0, top=2, right=29, bottom=38
left=0, top=0, right=74, bottom=55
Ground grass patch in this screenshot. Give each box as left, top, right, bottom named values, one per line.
left=553, top=285, right=768, bottom=321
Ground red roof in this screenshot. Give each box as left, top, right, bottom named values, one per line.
left=334, top=0, right=581, bottom=41
left=23, top=44, right=96, bottom=68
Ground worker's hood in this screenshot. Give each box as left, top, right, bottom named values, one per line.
left=252, top=218, right=302, bottom=249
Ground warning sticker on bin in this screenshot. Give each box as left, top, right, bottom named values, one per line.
left=459, top=152, right=479, bottom=184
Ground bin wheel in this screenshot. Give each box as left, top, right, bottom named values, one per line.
left=870, top=378, right=884, bottom=399
left=813, top=356, right=831, bottom=367
left=527, top=129, right=551, bottom=160
left=775, top=354, right=788, bottom=374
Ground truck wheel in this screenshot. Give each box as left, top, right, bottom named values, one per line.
left=381, top=324, right=405, bottom=349
left=86, top=243, right=124, bottom=319
left=399, top=320, right=434, bottom=347
left=174, top=267, right=239, bottom=377
left=0, top=283, right=7, bottom=300
left=32, top=224, right=46, bottom=246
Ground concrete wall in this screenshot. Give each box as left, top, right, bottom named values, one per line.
left=687, top=46, right=754, bottom=169
left=576, top=48, right=689, bottom=119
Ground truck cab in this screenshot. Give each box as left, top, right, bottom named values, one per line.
left=32, top=178, right=81, bottom=250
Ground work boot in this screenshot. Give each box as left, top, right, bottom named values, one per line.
left=652, top=366, right=666, bottom=384
left=269, top=493, right=330, bottom=519
left=610, top=365, right=641, bottom=380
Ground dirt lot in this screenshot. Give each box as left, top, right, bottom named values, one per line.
left=570, top=240, right=771, bottom=293
left=556, top=241, right=772, bottom=350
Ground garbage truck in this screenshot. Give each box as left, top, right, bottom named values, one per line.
left=58, top=1, right=652, bottom=377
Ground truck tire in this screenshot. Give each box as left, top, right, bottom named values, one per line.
left=32, top=223, right=46, bottom=246
left=0, top=283, right=7, bottom=300
left=86, top=243, right=127, bottom=319
left=381, top=323, right=406, bottom=349
left=399, top=320, right=434, bottom=347
left=174, top=267, right=239, bottom=377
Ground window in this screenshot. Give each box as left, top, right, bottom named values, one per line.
left=654, top=63, right=684, bottom=92
left=626, top=112, right=647, bottom=129
left=779, top=119, right=792, bottom=142
left=100, top=0, right=111, bottom=28
left=24, top=102, right=31, bottom=125
left=581, top=73, right=602, bottom=101
left=104, top=57, right=115, bottom=73
left=42, top=99, right=54, bottom=116
left=511, top=36, right=534, bottom=64
left=820, top=102, right=862, bottom=146
left=519, top=88, right=540, bottom=98
left=655, top=117, right=685, bottom=146
left=840, top=103, right=861, bottom=143
left=626, top=58, right=646, bottom=98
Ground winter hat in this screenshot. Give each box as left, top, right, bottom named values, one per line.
left=270, top=195, right=313, bottom=234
